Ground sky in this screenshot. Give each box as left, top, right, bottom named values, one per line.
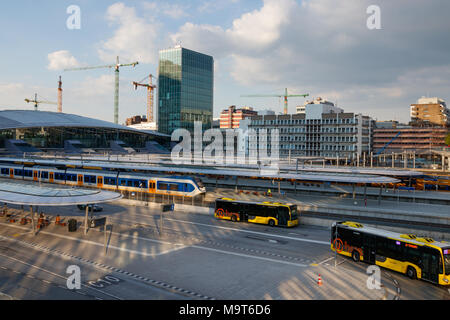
left=0, top=0, right=449, bottom=124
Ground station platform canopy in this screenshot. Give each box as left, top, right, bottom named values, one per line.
left=0, top=181, right=122, bottom=206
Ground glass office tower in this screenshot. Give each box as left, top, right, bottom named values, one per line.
left=158, top=46, right=214, bottom=135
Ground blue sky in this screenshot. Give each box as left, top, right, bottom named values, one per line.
left=1, top=0, right=449, bottom=124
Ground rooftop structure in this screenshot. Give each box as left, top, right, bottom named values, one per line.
left=297, top=97, right=343, bottom=115
left=0, top=110, right=169, bottom=152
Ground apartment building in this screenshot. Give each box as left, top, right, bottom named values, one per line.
left=219, top=106, right=258, bottom=129
left=410, top=97, right=449, bottom=127
left=247, top=109, right=373, bottom=159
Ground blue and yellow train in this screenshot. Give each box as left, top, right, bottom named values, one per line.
left=0, top=164, right=206, bottom=197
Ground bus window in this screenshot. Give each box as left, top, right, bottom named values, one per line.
left=444, top=250, right=450, bottom=275
left=265, top=206, right=277, bottom=219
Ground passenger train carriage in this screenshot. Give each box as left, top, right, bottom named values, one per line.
left=0, top=164, right=205, bottom=197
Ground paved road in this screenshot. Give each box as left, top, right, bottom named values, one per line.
left=0, top=202, right=449, bottom=300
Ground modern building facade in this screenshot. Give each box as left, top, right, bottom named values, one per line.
left=158, top=46, right=214, bottom=135
left=410, top=97, right=449, bottom=127
left=219, top=106, right=257, bottom=129
left=247, top=110, right=373, bottom=159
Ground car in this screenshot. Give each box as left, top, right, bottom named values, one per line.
left=77, top=204, right=103, bottom=212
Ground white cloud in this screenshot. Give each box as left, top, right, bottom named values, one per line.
left=97, top=2, right=162, bottom=64
left=47, top=50, right=80, bottom=71
left=143, top=2, right=189, bottom=19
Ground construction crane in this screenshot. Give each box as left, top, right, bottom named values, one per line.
left=132, top=74, right=156, bottom=122
left=64, top=56, right=139, bottom=124
left=57, top=76, right=63, bottom=113
left=241, top=88, right=309, bottom=115
left=25, top=93, right=57, bottom=111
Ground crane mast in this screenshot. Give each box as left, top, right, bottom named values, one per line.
left=65, top=56, right=139, bottom=124
left=133, top=74, right=156, bottom=123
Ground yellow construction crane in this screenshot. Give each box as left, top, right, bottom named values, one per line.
left=132, top=74, right=156, bottom=122
left=25, top=93, right=57, bottom=111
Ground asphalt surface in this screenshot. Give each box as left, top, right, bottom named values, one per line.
left=0, top=201, right=449, bottom=300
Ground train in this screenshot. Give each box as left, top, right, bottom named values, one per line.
left=0, top=164, right=206, bottom=197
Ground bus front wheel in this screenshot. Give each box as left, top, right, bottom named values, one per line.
left=406, top=266, right=417, bottom=280
left=231, top=215, right=237, bottom=222
left=268, top=220, right=275, bottom=227
left=352, top=250, right=360, bottom=262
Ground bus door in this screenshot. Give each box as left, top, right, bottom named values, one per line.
left=97, top=176, right=103, bottom=188
left=49, top=172, right=54, bottom=183
left=77, top=174, right=83, bottom=186
left=362, top=234, right=376, bottom=264
left=421, top=248, right=440, bottom=283
left=9, top=168, right=13, bottom=178
left=239, top=204, right=249, bottom=222
left=277, top=207, right=289, bottom=226
left=33, top=171, right=38, bottom=181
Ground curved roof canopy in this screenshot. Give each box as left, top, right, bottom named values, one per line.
left=0, top=181, right=122, bottom=206
left=0, top=110, right=169, bottom=137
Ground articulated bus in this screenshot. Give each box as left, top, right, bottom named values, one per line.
left=331, top=221, right=450, bottom=285
left=214, top=198, right=299, bottom=227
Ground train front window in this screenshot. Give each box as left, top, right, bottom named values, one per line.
left=444, top=249, right=450, bottom=275
left=194, top=177, right=204, bottom=188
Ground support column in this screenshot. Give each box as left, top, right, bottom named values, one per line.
left=30, top=206, right=35, bottom=235
left=352, top=184, right=356, bottom=200
left=84, top=205, right=89, bottom=235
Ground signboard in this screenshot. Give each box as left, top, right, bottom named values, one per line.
left=90, top=217, right=106, bottom=228
left=162, top=204, right=175, bottom=213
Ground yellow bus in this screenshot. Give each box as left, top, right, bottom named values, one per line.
left=331, top=221, right=450, bottom=285
left=214, top=198, right=299, bottom=227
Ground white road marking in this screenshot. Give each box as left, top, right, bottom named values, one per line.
left=0, top=222, right=186, bottom=257
left=164, top=218, right=330, bottom=245
left=0, top=252, right=122, bottom=300
left=190, top=245, right=308, bottom=268
left=318, top=257, right=335, bottom=265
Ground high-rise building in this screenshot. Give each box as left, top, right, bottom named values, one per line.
left=158, top=46, right=214, bottom=135
left=219, top=106, right=257, bottom=129
left=410, top=97, right=449, bottom=127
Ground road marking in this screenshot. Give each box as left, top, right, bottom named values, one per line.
left=163, top=218, right=330, bottom=245
left=190, top=245, right=308, bottom=268
left=0, top=251, right=122, bottom=300
left=0, top=234, right=213, bottom=300
left=318, top=257, right=335, bottom=265
left=0, top=222, right=186, bottom=257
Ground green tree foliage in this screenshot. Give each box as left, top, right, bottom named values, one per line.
left=446, top=133, right=450, bottom=146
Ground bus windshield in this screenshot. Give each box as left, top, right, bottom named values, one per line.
left=444, top=249, right=450, bottom=275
